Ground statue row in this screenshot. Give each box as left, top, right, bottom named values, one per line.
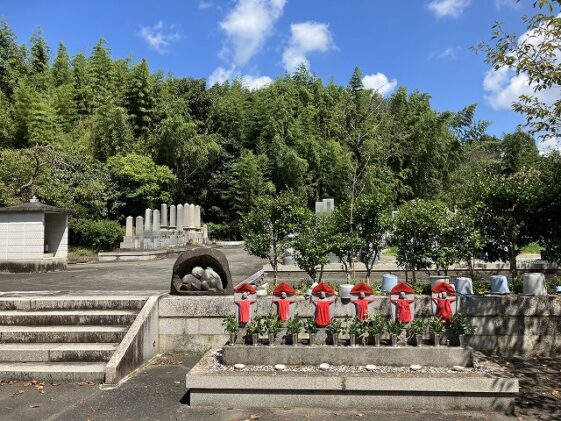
left=233, top=281, right=457, bottom=327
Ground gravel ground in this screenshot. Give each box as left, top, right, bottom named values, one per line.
left=200, top=348, right=492, bottom=376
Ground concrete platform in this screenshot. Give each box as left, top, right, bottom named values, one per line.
left=222, top=345, right=472, bottom=367
left=186, top=351, right=518, bottom=412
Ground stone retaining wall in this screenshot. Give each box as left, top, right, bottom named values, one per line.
left=158, top=295, right=561, bottom=356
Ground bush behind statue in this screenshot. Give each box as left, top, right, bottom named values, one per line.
left=70, top=218, right=123, bottom=252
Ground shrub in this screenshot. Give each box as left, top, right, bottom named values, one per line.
left=70, top=218, right=123, bottom=252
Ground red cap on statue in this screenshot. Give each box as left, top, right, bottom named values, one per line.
left=432, top=281, right=455, bottom=295
left=234, top=283, right=257, bottom=294
left=351, top=282, right=373, bottom=295
left=390, top=282, right=415, bottom=295
left=273, top=282, right=297, bottom=295
left=311, top=282, right=335, bottom=296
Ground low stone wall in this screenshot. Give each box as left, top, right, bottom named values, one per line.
left=158, top=294, right=561, bottom=356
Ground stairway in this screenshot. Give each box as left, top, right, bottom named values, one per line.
left=0, top=295, right=148, bottom=382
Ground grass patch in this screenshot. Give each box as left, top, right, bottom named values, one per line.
left=68, top=247, right=97, bottom=263
left=521, top=242, right=541, bottom=254
left=382, top=246, right=398, bottom=257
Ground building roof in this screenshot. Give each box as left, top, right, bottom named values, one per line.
left=0, top=199, right=71, bottom=214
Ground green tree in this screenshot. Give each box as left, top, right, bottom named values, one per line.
left=293, top=211, right=332, bottom=282
left=29, top=28, right=50, bottom=89
left=125, top=59, right=154, bottom=138
left=106, top=153, right=176, bottom=219
left=240, top=192, right=308, bottom=284
left=72, top=52, right=92, bottom=116
left=52, top=42, right=72, bottom=87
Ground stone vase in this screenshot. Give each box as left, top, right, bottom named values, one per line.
left=229, top=333, right=236, bottom=346
left=391, top=334, right=398, bottom=347
left=332, top=333, right=339, bottom=346
left=268, top=333, right=275, bottom=346
left=308, top=333, right=315, bottom=346
left=433, top=333, right=441, bottom=347
left=415, top=334, right=423, bottom=347
left=291, top=333, right=298, bottom=346
left=252, top=333, right=258, bottom=346
left=458, top=334, right=466, bottom=347
left=373, top=333, right=381, bottom=347
left=349, top=334, right=356, bottom=347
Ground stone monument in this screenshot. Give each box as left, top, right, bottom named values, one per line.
left=170, top=247, right=234, bottom=295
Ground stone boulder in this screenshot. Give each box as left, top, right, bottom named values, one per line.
left=170, top=247, right=233, bottom=295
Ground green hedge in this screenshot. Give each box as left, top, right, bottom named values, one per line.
left=70, top=218, right=123, bottom=252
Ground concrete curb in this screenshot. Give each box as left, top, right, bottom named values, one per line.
left=105, top=294, right=164, bottom=384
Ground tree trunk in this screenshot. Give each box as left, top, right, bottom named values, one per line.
left=509, top=246, right=518, bottom=279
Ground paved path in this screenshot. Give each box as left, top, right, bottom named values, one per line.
left=0, top=247, right=265, bottom=293
left=0, top=352, right=535, bottom=421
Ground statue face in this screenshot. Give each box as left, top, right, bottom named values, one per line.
left=399, top=291, right=405, bottom=299
left=241, top=292, right=248, bottom=299
left=320, top=291, right=326, bottom=299
left=359, top=292, right=365, bottom=299
left=281, top=292, right=287, bottom=299
left=442, top=292, right=448, bottom=299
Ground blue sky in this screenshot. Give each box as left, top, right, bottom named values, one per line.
left=0, top=0, right=539, bottom=139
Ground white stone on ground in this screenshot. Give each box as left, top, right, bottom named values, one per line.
left=319, top=363, right=330, bottom=371
left=410, top=364, right=422, bottom=371
left=453, top=365, right=466, bottom=371
left=365, top=364, right=377, bottom=371
left=234, top=364, right=246, bottom=370
left=274, top=364, right=286, bottom=371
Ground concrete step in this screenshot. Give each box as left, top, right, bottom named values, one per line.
left=0, top=362, right=106, bottom=381
left=0, top=310, right=138, bottom=326
left=0, top=326, right=128, bottom=343
left=0, top=296, right=147, bottom=311
left=0, top=343, right=119, bottom=362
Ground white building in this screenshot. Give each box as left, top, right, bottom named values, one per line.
left=0, top=197, right=70, bottom=272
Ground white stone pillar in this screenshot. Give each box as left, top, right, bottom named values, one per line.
left=188, top=204, right=195, bottom=230
left=160, top=203, right=168, bottom=228
left=177, top=204, right=184, bottom=231
left=152, top=209, right=160, bottom=233
left=184, top=203, right=192, bottom=228
left=125, top=216, right=134, bottom=237
left=144, top=208, right=152, bottom=234
left=169, top=205, right=176, bottom=229
left=202, top=223, right=208, bottom=242
left=135, top=216, right=144, bottom=236
left=194, top=205, right=201, bottom=228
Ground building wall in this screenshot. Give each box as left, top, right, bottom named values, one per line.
left=158, top=295, right=561, bottom=357
left=44, top=213, right=68, bottom=258
left=0, top=212, right=44, bottom=261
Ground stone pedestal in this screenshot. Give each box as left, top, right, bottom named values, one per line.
left=169, top=205, right=176, bottom=230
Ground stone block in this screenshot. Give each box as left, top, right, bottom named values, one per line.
left=158, top=318, right=199, bottom=335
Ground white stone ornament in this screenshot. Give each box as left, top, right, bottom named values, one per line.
left=319, top=363, right=330, bottom=371
left=234, top=364, right=246, bottom=370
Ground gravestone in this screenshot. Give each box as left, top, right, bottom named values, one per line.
left=177, top=204, right=184, bottom=231
left=160, top=203, right=168, bottom=229
left=170, top=247, right=233, bottom=295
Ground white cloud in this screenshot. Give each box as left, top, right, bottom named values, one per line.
left=208, top=66, right=234, bottom=86
left=282, top=21, right=334, bottom=73
left=427, top=0, right=471, bottom=18
left=138, top=21, right=181, bottom=54
left=483, top=21, right=561, bottom=111
left=539, top=136, right=561, bottom=153
left=208, top=66, right=272, bottom=90
left=495, top=0, right=520, bottom=10
left=240, top=75, right=273, bottom=90
left=199, top=1, right=213, bottom=9
left=430, top=46, right=460, bottom=60
left=362, top=73, right=398, bottom=96
left=219, top=0, right=286, bottom=67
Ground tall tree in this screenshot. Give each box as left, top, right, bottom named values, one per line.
left=52, top=42, right=72, bottom=87
left=125, top=59, right=154, bottom=138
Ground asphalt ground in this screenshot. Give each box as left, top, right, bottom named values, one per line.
left=0, top=247, right=265, bottom=293
left=4, top=352, right=555, bottom=421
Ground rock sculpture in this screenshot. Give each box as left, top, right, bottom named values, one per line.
left=350, top=282, right=374, bottom=321
left=170, top=247, right=233, bottom=295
